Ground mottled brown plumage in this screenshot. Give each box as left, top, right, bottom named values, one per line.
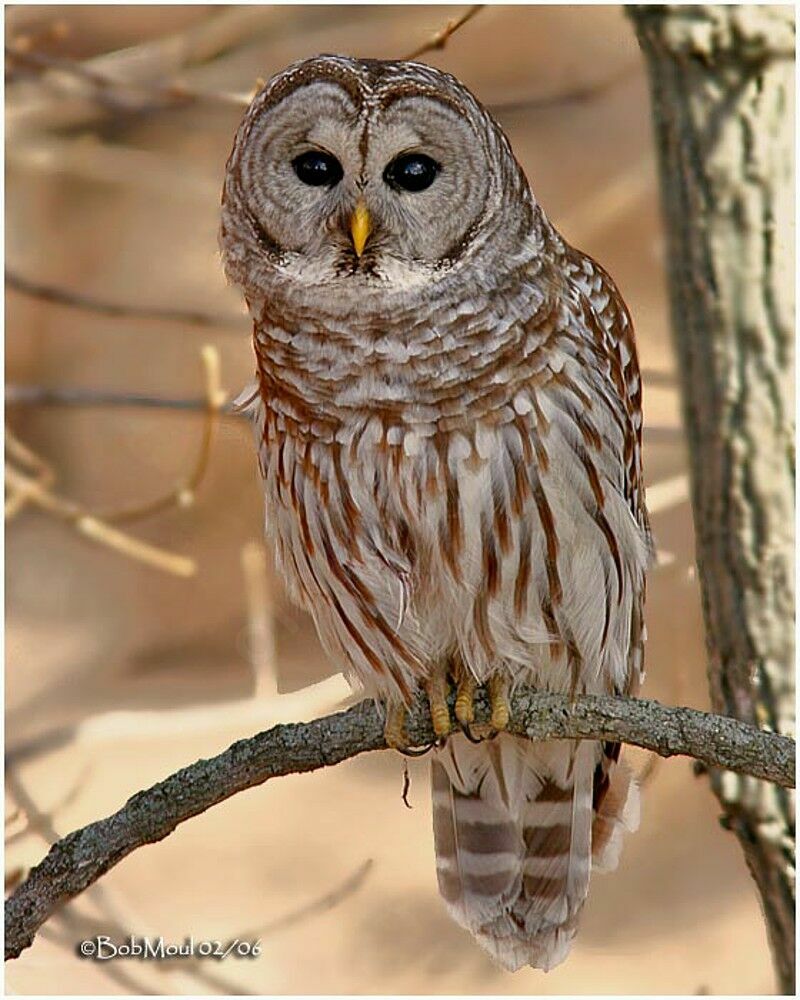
left=220, top=55, right=652, bottom=971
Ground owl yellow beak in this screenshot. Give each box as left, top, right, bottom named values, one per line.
left=349, top=200, right=372, bottom=258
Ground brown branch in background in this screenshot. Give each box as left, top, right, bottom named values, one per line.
left=98, top=345, right=226, bottom=526
left=241, top=540, right=279, bottom=699
left=628, top=8, right=795, bottom=991
left=5, top=43, right=180, bottom=112
left=4, top=385, right=681, bottom=455
left=7, top=6, right=407, bottom=135
left=557, top=157, right=653, bottom=248
left=4, top=463, right=196, bottom=577
left=6, top=42, right=247, bottom=114
left=5, top=809, right=22, bottom=828
left=6, top=6, right=275, bottom=130
left=4, top=428, right=55, bottom=520
left=489, top=62, right=638, bottom=117
left=5, top=689, right=795, bottom=961
left=6, top=384, right=237, bottom=413
left=5, top=766, right=90, bottom=848
left=402, top=5, right=484, bottom=61
left=5, top=15, right=70, bottom=60
left=5, top=347, right=225, bottom=576
left=6, top=769, right=241, bottom=996
left=253, top=859, right=373, bottom=939
left=6, top=270, right=243, bottom=330
left=8, top=134, right=220, bottom=201
left=5, top=383, right=683, bottom=454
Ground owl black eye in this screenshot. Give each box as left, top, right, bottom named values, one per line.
left=292, top=150, right=343, bottom=187
left=383, top=153, right=440, bottom=193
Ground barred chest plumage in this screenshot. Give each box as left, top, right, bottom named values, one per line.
left=244, top=256, right=650, bottom=706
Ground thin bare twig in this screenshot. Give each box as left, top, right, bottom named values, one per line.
left=4, top=426, right=55, bottom=519
left=4, top=463, right=196, bottom=577
left=5, top=347, right=225, bottom=575
left=5, top=689, right=794, bottom=961
left=97, top=345, right=226, bottom=526
left=402, top=5, right=484, bottom=61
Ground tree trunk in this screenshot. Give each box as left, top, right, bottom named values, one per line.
left=628, top=5, right=795, bottom=993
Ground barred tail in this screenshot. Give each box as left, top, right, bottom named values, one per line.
left=431, top=733, right=638, bottom=971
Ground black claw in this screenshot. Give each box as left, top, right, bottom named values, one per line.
left=393, top=742, right=437, bottom=758
left=458, top=720, right=485, bottom=744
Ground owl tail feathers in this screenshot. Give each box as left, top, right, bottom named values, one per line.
left=592, top=752, right=641, bottom=874
left=432, top=734, right=603, bottom=973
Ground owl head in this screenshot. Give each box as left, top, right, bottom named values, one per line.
left=221, top=55, right=542, bottom=315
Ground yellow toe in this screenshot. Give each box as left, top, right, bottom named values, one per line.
left=454, top=673, right=477, bottom=725
left=427, top=665, right=452, bottom=738
left=489, top=673, right=510, bottom=732
left=384, top=703, right=408, bottom=749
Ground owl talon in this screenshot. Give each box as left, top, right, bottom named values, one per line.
left=384, top=703, right=408, bottom=750
left=454, top=670, right=509, bottom=740
left=488, top=673, right=510, bottom=732
left=454, top=671, right=477, bottom=726
left=384, top=671, right=508, bottom=748
left=427, top=664, right=452, bottom=739
left=459, top=720, right=486, bottom=744
left=384, top=703, right=439, bottom=756
left=395, top=742, right=438, bottom=758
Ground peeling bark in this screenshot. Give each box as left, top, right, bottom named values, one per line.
left=628, top=6, right=795, bottom=992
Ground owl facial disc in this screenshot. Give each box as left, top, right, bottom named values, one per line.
left=221, top=54, right=536, bottom=309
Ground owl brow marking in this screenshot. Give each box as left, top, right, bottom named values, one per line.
left=357, top=116, right=370, bottom=164
left=250, top=58, right=364, bottom=120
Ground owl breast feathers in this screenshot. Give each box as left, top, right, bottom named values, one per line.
left=220, top=54, right=652, bottom=972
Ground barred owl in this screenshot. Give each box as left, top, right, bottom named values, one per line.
left=220, top=55, right=651, bottom=972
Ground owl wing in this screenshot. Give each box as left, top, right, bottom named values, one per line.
left=432, top=245, right=651, bottom=970
left=561, top=246, right=651, bottom=545
left=560, top=245, right=651, bottom=870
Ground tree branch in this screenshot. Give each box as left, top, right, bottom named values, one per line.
left=401, top=5, right=484, bottom=61
left=6, top=270, right=243, bottom=330
left=628, top=6, right=795, bottom=991
left=5, top=384, right=245, bottom=414
left=5, top=689, right=794, bottom=961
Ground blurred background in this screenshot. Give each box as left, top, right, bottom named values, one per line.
left=5, top=5, right=776, bottom=995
